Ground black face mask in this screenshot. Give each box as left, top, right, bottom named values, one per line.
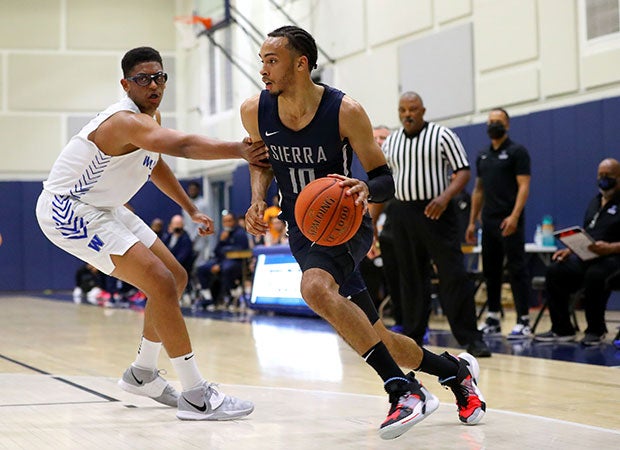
left=487, top=122, right=506, bottom=140
left=173, top=227, right=184, bottom=234
left=598, top=176, right=617, bottom=191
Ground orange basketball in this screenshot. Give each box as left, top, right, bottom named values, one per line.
left=294, top=177, right=364, bottom=246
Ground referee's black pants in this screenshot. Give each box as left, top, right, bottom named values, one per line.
left=390, top=199, right=482, bottom=346
left=481, top=216, right=530, bottom=319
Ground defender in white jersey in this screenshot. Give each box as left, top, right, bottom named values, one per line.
left=36, top=47, right=268, bottom=421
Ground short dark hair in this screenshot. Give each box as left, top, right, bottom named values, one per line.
left=268, top=25, right=318, bottom=72
left=491, top=107, right=510, bottom=123
left=121, top=47, right=163, bottom=77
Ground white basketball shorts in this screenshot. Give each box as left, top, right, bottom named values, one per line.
left=36, top=190, right=157, bottom=275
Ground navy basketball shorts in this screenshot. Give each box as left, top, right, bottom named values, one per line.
left=287, top=215, right=373, bottom=298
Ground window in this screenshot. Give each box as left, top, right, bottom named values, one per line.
left=206, top=27, right=234, bottom=115
left=585, top=0, right=620, bottom=40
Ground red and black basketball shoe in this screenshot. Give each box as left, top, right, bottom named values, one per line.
left=439, top=352, right=486, bottom=425
left=379, top=373, right=440, bottom=440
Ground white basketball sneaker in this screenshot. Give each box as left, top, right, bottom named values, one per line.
left=118, top=365, right=179, bottom=407
left=177, top=381, right=254, bottom=421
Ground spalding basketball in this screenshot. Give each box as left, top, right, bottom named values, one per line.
left=294, top=177, right=364, bottom=246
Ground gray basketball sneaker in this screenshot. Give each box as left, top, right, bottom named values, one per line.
left=118, top=365, right=180, bottom=407
left=177, top=381, right=254, bottom=421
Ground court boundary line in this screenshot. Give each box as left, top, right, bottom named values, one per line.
left=0, top=353, right=119, bottom=402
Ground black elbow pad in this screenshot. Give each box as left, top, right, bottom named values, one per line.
left=364, top=164, right=395, bottom=203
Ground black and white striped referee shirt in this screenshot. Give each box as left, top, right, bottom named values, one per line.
left=382, top=122, right=470, bottom=201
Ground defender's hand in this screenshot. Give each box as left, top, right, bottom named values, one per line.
left=192, top=212, right=215, bottom=236
left=241, top=138, right=270, bottom=167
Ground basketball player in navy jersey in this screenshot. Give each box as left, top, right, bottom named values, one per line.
left=241, top=26, right=486, bottom=439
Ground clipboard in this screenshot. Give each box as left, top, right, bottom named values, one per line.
left=553, top=226, right=598, bottom=261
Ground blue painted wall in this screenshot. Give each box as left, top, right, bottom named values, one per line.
left=1, top=96, right=619, bottom=294
left=454, top=97, right=620, bottom=240
left=0, top=180, right=181, bottom=291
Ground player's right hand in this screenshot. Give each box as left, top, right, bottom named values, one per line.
left=245, top=201, right=269, bottom=236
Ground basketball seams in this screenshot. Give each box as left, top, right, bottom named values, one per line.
left=298, top=178, right=338, bottom=241
left=295, top=177, right=363, bottom=246
left=315, top=184, right=346, bottom=244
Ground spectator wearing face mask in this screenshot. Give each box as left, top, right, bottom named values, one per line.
left=163, top=215, right=195, bottom=276
left=196, top=211, right=250, bottom=306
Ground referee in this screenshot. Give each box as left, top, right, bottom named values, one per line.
left=382, top=91, right=490, bottom=357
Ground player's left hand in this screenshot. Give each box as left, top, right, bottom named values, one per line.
left=424, top=194, right=449, bottom=220
left=192, top=212, right=215, bottom=236
left=241, top=137, right=270, bottom=167
left=328, top=174, right=369, bottom=213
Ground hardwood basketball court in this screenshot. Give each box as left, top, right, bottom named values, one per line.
left=1, top=295, right=618, bottom=449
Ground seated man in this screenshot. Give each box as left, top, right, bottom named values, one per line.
left=196, top=211, right=250, bottom=305
left=534, top=158, right=620, bottom=346
left=162, top=215, right=195, bottom=276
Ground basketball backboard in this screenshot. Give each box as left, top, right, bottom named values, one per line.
left=194, top=0, right=230, bottom=31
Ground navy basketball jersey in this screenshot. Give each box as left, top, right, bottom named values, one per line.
left=258, top=84, right=353, bottom=225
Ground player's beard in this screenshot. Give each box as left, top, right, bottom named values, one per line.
left=268, top=64, right=296, bottom=97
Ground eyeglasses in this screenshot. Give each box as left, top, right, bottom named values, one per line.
left=125, top=72, right=168, bottom=86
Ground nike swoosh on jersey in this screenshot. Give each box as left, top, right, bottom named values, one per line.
left=265, top=131, right=280, bottom=136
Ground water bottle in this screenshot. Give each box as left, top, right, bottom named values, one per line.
left=477, top=228, right=483, bottom=246
left=542, top=215, right=554, bottom=247
left=534, top=224, right=543, bottom=246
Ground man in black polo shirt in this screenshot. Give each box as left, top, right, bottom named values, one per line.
left=535, top=158, right=620, bottom=345
left=466, top=108, right=532, bottom=339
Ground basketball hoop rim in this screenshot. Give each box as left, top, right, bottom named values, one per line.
left=174, top=15, right=213, bottom=30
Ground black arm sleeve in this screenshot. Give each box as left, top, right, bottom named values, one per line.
left=364, top=164, right=395, bottom=203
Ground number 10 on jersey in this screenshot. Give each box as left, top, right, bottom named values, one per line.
left=289, top=168, right=316, bottom=193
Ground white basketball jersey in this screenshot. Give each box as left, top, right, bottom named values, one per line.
left=43, top=97, right=160, bottom=208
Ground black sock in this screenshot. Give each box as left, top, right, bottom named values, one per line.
left=417, top=348, right=459, bottom=380
left=362, top=341, right=407, bottom=385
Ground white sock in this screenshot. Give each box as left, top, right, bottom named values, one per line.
left=133, top=337, right=162, bottom=370
left=487, top=311, right=501, bottom=320
left=170, top=352, right=204, bottom=391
